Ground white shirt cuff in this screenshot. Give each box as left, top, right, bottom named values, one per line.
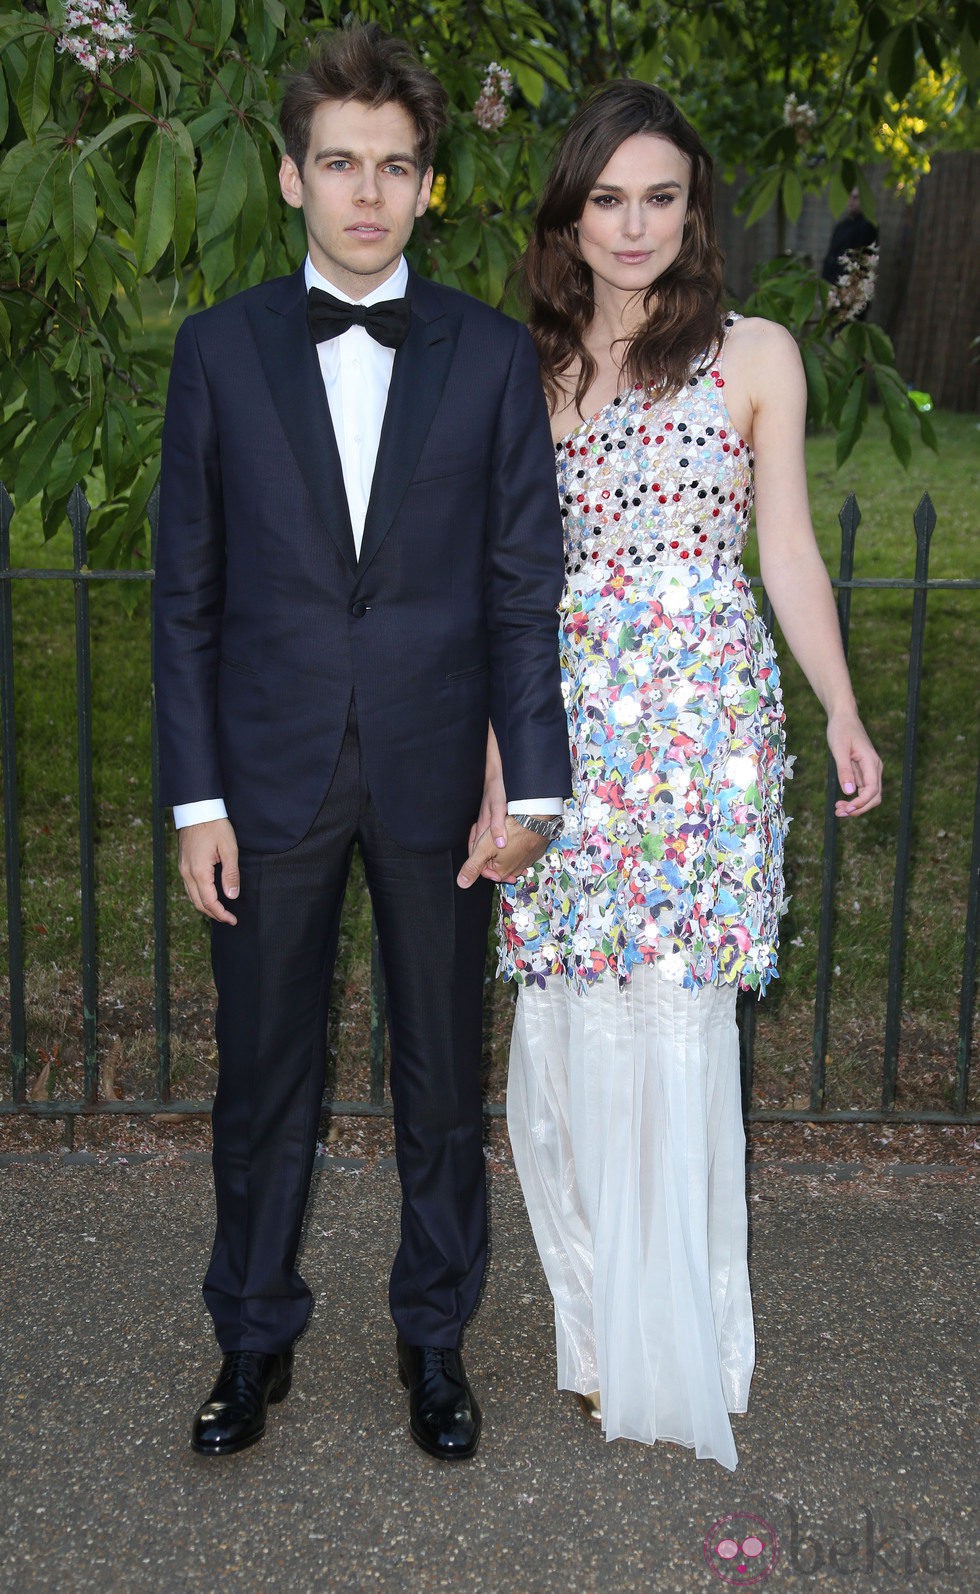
left=172, top=799, right=228, bottom=830
left=507, top=798, right=563, bottom=816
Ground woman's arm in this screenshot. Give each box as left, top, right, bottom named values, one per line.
left=723, top=317, right=883, bottom=817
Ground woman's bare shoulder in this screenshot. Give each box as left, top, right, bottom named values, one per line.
left=726, top=314, right=800, bottom=361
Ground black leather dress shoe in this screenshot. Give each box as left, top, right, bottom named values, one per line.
left=397, top=1336, right=482, bottom=1461
left=191, top=1349, right=293, bottom=1456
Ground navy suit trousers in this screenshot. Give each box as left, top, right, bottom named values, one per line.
left=204, top=705, right=494, bottom=1352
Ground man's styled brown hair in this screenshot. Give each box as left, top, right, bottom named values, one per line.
left=280, top=21, right=449, bottom=175
left=521, top=80, right=725, bottom=415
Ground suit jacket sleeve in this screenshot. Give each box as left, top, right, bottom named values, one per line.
left=153, top=314, right=227, bottom=810
left=484, top=324, right=571, bottom=802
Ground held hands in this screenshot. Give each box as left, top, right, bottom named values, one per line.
left=828, top=710, right=883, bottom=818
left=178, top=817, right=240, bottom=924
left=457, top=814, right=550, bottom=889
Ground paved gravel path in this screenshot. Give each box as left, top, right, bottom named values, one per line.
left=0, top=1155, right=975, bottom=1591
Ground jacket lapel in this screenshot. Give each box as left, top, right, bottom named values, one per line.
left=246, top=269, right=357, bottom=571
left=357, top=272, right=461, bottom=573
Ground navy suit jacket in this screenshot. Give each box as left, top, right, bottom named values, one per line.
left=153, top=266, right=570, bottom=854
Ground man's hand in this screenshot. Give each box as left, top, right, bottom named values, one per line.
left=178, top=818, right=240, bottom=924
left=457, top=815, right=548, bottom=889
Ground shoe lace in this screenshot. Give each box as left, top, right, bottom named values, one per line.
left=421, top=1347, right=453, bottom=1373
left=221, top=1351, right=269, bottom=1397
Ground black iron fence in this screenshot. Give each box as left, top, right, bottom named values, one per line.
left=1, top=481, right=978, bottom=1131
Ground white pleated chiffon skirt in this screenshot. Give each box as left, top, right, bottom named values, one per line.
left=507, top=969, right=754, bottom=1472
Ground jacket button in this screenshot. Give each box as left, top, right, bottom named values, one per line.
left=349, top=599, right=370, bottom=619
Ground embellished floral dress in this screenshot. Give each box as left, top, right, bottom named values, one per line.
left=500, top=320, right=787, bottom=1469
left=499, top=322, right=787, bottom=996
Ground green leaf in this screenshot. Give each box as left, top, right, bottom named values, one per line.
left=100, top=402, right=124, bottom=498
left=483, top=226, right=509, bottom=306
left=834, top=374, right=868, bottom=466
left=739, top=168, right=783, bottom=228
left=134, top=128, right=177, bottom=273
left=171, top=119, right=197, bottom=263
left=781, top=169, right=803, bottom=225
left=46, top=431, right=94, bottom=503
left=854, top=166, right=876, bottom=224
left=916, top=407, right=939, bottom=453
left=451, top=139, right=476, bottom=205
left=0, top=137, right=36, bottom=212
left=916, top=19, right=944, bottom=74
left=0, top=301, right=10, bottom=356
left=72, top=344, right=105, bottom=452
left=887, top=23, right=917, bottom=100
left=88, top=231, right=137, bottom=297
left=14, top=406, right=83, bottom=503
left=53, top=157, right=98, bottom=270
left=184, top=106, right=228, bottom=145
left=81, top=239, right=114, bottom=318
left=15, top=30, right=54, bottom=140
left=25, top=356, right=57, bottom=422
left=87, top=151, right=135, bottom=233
left=5, top=138, right=62, bottom=251
left=512, top=61, right=544, bottom=108
left=791, top=278, right=818, bottom=329
left=878, top=384, right=912, bottom=468
left=232, top=131, right=267, bottom=262
left=210, top=0, right=236, bottom=53
left=79, top=112, right=151, bottom=164
left=200, top=229, right=237, bottom=295
left=43, top=238, right=79, bottom=299
left=263, top=0, right=287, bottom=26
left=801, top=343, right=830, bottom=423
left=112, top=458, right=159, bottom=545
left=864, top=323, right=895, bottom=364
left=827, top=167, right=850, bottom=218
left=0, top=52, right=8, bottom=143
left=52, top=330, right=84, bottom=381
left=447, top=213, right=483, bottom=269
left=523, top=42, right=569, bottom=91
left=196, top=122, right=248, bottom=247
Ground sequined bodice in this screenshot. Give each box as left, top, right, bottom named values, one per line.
left=557, top=337, right=753, bottom=592
left=500, top=318, right=786, bottom=998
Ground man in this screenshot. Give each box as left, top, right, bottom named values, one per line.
left=154, top=22, right=569, bottom=1462
left=821, top=187, right=878, bottom=289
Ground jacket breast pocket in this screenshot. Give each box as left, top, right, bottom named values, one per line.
left=445, top=663, right=489, bottom=684
left=411, top=453, right=484, bottom=487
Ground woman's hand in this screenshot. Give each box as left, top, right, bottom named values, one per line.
left=827, top=710, right=883, bottom=817
left=468, top=724, right=508, bottom=851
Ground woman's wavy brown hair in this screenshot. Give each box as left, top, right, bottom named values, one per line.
left=522, top=80, right=724, bottom=415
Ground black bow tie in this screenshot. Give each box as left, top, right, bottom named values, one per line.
left=307, top=286, right=411, bottom=349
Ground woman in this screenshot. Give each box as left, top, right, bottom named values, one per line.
left=485, top=82, right=882, bottom=1470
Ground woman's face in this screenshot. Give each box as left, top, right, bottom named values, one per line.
left=575, top=132, right=691, bottom=303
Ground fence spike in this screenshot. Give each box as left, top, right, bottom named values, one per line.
left=913, top=492, right=937, bottom=550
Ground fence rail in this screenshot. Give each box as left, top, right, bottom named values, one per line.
left=1, top=481, right=978, bottom=1132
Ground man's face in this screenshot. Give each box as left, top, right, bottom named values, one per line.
left=279, top=98, right=433, bottom=298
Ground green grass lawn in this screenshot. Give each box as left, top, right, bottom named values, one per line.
left=1, top=407, right=977, bottom=1114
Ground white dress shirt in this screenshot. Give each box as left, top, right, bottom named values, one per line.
left=172, top=254, right=559, bottom=828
